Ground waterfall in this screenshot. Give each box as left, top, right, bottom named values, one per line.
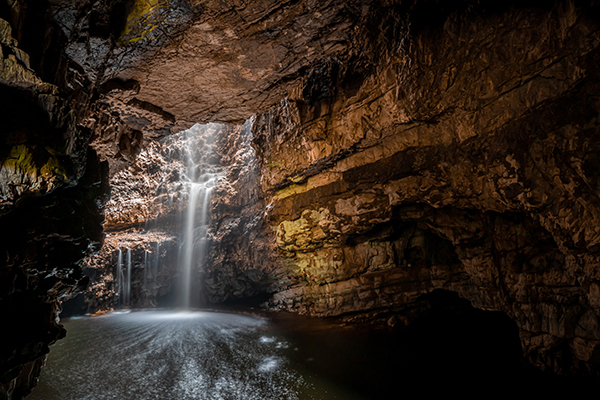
left=181, top=182, right=201, bottom=309
left=178, top=124, right=219, bottom=309
left=181, top=184, right=213, bottom=309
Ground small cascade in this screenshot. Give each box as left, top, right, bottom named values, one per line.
left=144, top=249, right=149, bottom=295
left=125, top=248, right=132, bottom=306
left=154, top=242, right=160, bottom=282
left=115, top=249, right=124, bottom=306
left=142, top=243, right=160, bottom=298
left=114, top=247, right=130, bottom=308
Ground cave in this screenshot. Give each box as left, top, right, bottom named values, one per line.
left=2, top=0, right=600, bottom=398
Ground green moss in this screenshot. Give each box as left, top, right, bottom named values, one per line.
left=119, top=0, right=168, bottom=45
left=40, top=156, right=67, bottom=180
left=4, top=145, right=37, bottom=175
left=2, top=145, right=69, bottom=182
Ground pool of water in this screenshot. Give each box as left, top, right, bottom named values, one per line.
left=28, top=306, right=577, bottom=399
left=28, top=309, right=392, bottom=400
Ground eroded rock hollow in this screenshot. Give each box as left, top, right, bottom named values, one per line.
left=2, top=0, right=600, bottom=397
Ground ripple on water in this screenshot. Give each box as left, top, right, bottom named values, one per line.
left=257, top=356, right=282, bottom=373
left=28, top=310, right=370, bottom=400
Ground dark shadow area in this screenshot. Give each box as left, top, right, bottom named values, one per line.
left=155, top=287, right=178, bottom=308
left=268, top=289, right=600, bottom=398
left=387, top=290, right=600, bottom=392
left=214, top=292, right=273, bottom=309
left=0, top=85, right=54, bottom=151
left=393, top=290, right=525, bottom=380
left=60, top=294, right=86, bottom=318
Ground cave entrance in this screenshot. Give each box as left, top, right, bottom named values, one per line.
left=391, top=289, right=526, bottom=381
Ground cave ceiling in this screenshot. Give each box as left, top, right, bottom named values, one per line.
left=53, top=0, right=368, bottom=137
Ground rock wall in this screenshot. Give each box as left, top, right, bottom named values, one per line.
left=249, top=0, right=600, bottom=375
left=205, top=119, right=282, bottom=305
left=0, top=6, right=108, bottom=399
left=64, top=230, right=179, bottom=314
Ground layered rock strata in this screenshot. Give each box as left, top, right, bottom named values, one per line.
left=250, top=0, right=600, bottom=375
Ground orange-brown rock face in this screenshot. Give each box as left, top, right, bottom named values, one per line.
left=50, top=0, right=372, bottom=176
left=250, top=1, right=600, bottom=374
left=101, top=0, right=362, bottom=125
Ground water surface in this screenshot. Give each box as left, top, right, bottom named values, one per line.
left=29, top=310, right=377, bottom=400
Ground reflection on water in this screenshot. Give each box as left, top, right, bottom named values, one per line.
left=28, top=306, right=572, bottom=399
left=29, top=310, right=373, bottom=400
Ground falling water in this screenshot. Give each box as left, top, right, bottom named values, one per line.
left=179, top=125, right=220, bottom=309
left=154, top=242, right=160, bottom=282
left=143, top=243, right=161, bottom=300
left=144, top=249, right=148, bottom=294
left=125, top=248, right=132, bottom=306
left=181, top=181, right=201, bottom=309
left=116, top=249, right=123, bottom=305
left=180, top=184, right=215, bottom=309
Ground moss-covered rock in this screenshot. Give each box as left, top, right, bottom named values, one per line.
left=0, top=19, right=56, bottom=93
left=119, top=0, right=167, bottom=44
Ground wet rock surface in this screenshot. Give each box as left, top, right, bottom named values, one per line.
left=63, top=230, right=180, bottom=315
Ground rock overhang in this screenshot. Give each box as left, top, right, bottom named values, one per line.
left=53, top=0, right=370, bottom=137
